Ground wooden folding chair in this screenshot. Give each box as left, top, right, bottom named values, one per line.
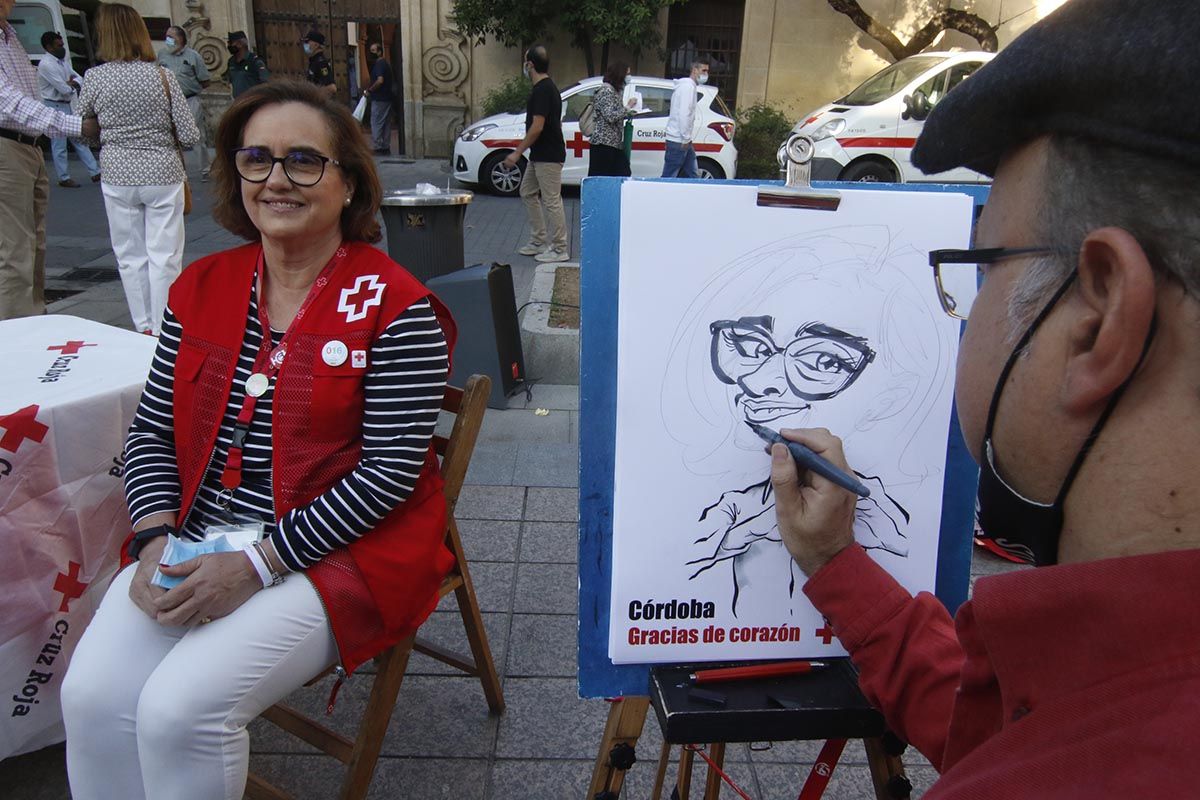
left=246, top=374, right=505, bottom=800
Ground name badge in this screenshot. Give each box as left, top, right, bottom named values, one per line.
left=322, top=340, right=348, bottom=367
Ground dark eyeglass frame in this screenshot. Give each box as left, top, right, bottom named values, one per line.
left=231, top=147, right=341, bottom=187
left=928, top=246, right=1056, bottom=320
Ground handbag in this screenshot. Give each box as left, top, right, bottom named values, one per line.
left=578, top=100, right=596, bottom=138
left=159, top=66, right=193, bottom=215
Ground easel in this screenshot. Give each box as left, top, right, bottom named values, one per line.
left=577, top=152, right=987, bottom=800
left=587, top=660, right=911, bottom=800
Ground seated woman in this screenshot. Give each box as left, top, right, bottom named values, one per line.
left=60, top=79, right=456, bottom=800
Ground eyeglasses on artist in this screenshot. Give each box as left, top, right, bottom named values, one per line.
left=928, top=246, right=1057, bottom=320
left=232, top=147, right=342, bottom=187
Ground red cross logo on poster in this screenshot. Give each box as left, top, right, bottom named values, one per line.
left=0, top=404, right=49, bottom=454
left=46, top=341, right=97, bottom=355
left=53, top=561, right=89, bottom=613
left=338, top=275, right=385, bottom=323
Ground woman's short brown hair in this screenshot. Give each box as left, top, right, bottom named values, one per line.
left=211, top=79, right=383, bottom=243
left=94, top=4, right=156, bottom=64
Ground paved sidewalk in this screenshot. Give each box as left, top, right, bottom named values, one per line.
left=4, top=155, right=1020, bottom=799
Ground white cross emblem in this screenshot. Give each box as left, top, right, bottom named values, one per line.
left=338, top=275, right=385, bottom=323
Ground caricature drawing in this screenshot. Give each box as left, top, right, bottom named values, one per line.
left=658, top=227, right=951, bottom=615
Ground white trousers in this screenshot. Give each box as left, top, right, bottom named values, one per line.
left=101, top=182, right=186, bottom=334
left=61, top=565, right=337, bottom=800
left=186, top=95, right=211, bottom=173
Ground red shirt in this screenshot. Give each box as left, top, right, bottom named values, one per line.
left=805, top=543, right=1200, bottom=797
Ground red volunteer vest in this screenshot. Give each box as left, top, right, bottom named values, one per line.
left=164, top=241, right=457, bottom=674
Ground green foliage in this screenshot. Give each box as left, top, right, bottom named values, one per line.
left=481, top=75, right=532, bottom=117
left=451, top=0, right=684, bottom=74
left=734, top=102, right=795, bottom=179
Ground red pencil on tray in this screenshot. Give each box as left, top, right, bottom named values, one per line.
left=688, top=660, right=828, bottom=685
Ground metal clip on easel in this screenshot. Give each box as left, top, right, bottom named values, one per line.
left=757, top=133, right=842, bottom=211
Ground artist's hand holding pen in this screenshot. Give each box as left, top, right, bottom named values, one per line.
left=769, top=428, right=859, bottom=576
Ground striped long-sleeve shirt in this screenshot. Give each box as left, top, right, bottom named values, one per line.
left=123, top=291, right=449, bottom=571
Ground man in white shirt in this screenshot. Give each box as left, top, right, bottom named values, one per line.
left=0, top=0, right=98, bottom=320
left=662, top=58, right=709, bottom=178
left=36, top=31, right=99, bottom=187
left=158, top=25, right=211, bottom=176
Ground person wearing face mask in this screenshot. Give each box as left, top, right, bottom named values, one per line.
left=302, top=30, right=336, bottom=97
left=36, top=31, right=101, bottom=187
left=225, top=31, right=269, bottom=99
left=158, top=25, right=211, bottom=176
left=770, top=1, right=1200, bottom=796
left=362, top=42, right=393, bottom=154
left=661, top=58, right=708, bottom=178
left=587, top=61, right=636, bottom=178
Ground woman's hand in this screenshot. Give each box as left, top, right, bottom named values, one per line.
left=128, top=536, right=168, bottom=619
left=153, top=551, right=261, bottom=627
left=771, top=428, right=859, bottom=577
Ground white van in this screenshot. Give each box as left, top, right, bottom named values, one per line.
left=10, top=0, right=92, bottom=73
left=788, top=51, right=995, bottom=183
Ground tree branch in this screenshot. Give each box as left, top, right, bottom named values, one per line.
left=827, top=0, right=998, bottom=60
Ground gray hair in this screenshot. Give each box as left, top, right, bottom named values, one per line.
left=1008, top=135, right=1200, bottom=336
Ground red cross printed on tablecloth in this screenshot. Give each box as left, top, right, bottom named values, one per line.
left=46, top=340, right=97, bottom=356
left=54, top=561, right=89, bottom=613
left=815, top=620, right=835, bottom=645
left=567, top=130, right=590, bottom=158
left=0, top=404, right=49, bottom=454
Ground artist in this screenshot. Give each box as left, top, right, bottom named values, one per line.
left=771, top=0, right=1200, bottom=795
left=60, top=80, right=456, bottom=800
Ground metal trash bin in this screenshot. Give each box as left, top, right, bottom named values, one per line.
left=380, top=188, right=473, bottom=284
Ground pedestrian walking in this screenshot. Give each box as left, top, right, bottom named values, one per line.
left=158, top=25, right=211, bottom=177
left=302, top=30, right=335, bottom=96
left=662, top=58, right=709, bottom=178
left=364, top=42, right=393, bottom=154
left=587, top=61, right=636, bottom=178
left=36, top=31, right=101, bottom=188
left=78, top=3, right=199, bottom=335
left=225, top=31, right=269, bottom=99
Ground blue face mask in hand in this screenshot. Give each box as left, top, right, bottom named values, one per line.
left=975, top=270, right=1155, bottom=566
left=151, top=534, right=240, bottom=589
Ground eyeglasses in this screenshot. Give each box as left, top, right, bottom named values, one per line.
left=929, top=246, right=1056, bottom=320
left=232, top=147, right=340, bottom=187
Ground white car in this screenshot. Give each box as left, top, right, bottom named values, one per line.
left=453, top=75, right=738, bottom=196
left=786, top=51, right=996, bottom=183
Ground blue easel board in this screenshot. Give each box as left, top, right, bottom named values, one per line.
left=578, top=177, right=989, bottom=699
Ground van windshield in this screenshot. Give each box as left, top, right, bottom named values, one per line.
left=10, top=4, right=55, bottom=55
left=838, top=56, right=948, bottom=106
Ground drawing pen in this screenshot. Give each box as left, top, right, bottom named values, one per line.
left=689, top=661, right=828, bottom=685
left=746, top=422, right=871, bottom=498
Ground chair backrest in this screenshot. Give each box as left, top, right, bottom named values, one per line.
left=433, top=374, right=491, bottom=512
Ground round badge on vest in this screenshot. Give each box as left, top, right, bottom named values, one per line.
left=246, top=373, right=269, bottom=397
left=322, top=340, right=349, bottom=367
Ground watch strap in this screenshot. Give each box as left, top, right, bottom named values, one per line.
left=128, top=523, right=175, bottom=561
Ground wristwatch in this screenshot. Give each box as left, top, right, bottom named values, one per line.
left=128, top=523, right=175, bottom=561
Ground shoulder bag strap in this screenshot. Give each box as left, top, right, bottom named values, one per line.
left=159, top=66, right=188, bottom=174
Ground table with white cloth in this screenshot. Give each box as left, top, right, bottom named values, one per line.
left=0, top=315, right=156, bottom=759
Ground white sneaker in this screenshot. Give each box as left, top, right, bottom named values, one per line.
left=517, top=243, right=545, bottom=256
left=535, top=249, right=569, bottom=263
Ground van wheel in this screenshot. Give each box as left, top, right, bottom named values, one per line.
left=697, top=158, right=726, bottom=180
left=483, top=152, right=525, bottom=196
left=839, top=160, right=897, bottom=183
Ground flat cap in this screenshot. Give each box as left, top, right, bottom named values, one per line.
left=226, top=30, right=247, bottom=43
left=912, top=0, right=1200, bottom=177
left=303, top=30, right=326, bottom=45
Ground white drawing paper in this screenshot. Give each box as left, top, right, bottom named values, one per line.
left=609, top=181, right=974, bottom=664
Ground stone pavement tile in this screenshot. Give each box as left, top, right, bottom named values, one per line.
left=477, top=407, right=572, bottom=444
left=405, top=609, right=510, bottom=678
left=506, top=383, right=580, bottom=411
left=455, top=485, right=526, bottom=521
left=488, top=759, right=594, bottom=799
left=514, top=562, right=577, bottom=615
left=463, top=443, right=518, bottom=486
left=494, top=678, right=609, bottom=759
left=251, top=674, right=501, bottom=758
left=457, top=518, right=520, bottom=562
left=754, top=762, right=938, bottom=799
left=436, top=560, right=517, bottom=614
left=511, top=442, right=579, bottom=488
left=505, top=613, right=577, bottom=677
left=0, top=742, right=68, bottom=800
left=524, top=486, right=579, bottom=522
left=250, top=753, right=489, bottom=800
left=518, top=521, right=578, bottom=564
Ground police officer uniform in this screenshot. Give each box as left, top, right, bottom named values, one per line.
left=303, top=31, right=335, bottom=90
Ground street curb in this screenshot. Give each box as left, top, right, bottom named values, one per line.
left=522, top=261, right=580, bottom=337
